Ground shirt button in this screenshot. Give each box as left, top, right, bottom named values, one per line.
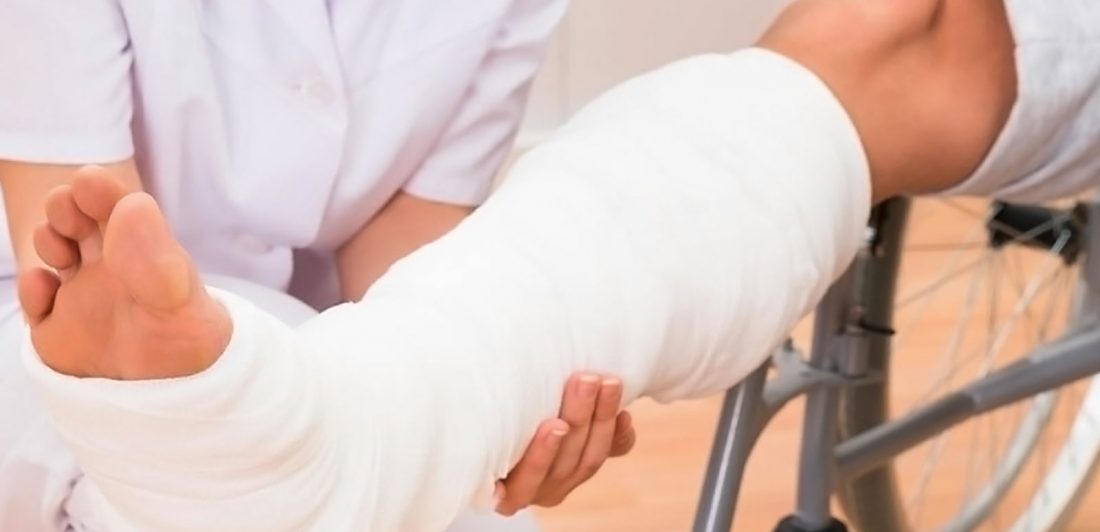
left=235, top=234, right=273, bottom=254
left=293, top=78, right=333, bottom=106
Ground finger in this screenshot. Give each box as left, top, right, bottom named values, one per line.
left=496, top=419, right=568, bottom=516
left=546, top=374, right=601, bottom=482
left=493, top=482, right=506, bottom=511
left=538, top=377, right=624, bottom=507
left=572, top=378, right=623, bottom=482
left=610, top=410, right=636, bottom=458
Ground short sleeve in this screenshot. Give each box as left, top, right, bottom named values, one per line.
left=0, top=0, right=134, bottom=164
left=401, top=0, right=567, bottom=206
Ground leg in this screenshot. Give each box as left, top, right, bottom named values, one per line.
left=201, top=274, right=545, bottom=532
left=8, top=247, right=280, bottom=529
left=24, top=48, right=877, bottom=529
left=2, top=272, right=312, bottom=532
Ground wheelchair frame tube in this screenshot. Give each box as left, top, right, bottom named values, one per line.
left=835, top=318, right=1100, bottom=479
left=793, top=266, right=860, bottom=528
left=692, top=365, right=769, bottom=532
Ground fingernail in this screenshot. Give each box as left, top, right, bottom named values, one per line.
left=493, top=482, right=505, bottom=508
left=549, top=427, right=568, bottom=448
left=602, top=378, right=621, bottom=388
left=579, top=375, right=600, bottom=398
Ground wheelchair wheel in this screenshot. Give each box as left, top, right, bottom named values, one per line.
left=834, top=197, right=1100, bottom=531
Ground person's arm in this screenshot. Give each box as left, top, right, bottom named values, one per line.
left=336, top=191, right=472, bottom=301
left=0, top=0, right=138, bottom=265
left=336, top=0, right=565, bottom=299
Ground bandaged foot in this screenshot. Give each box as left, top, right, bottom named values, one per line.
left=18, top=166, right=230, bottom=380
left=25, top=49, right=871, bottom=531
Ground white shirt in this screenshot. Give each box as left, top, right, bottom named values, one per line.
left=0, top=0, right=567, bottom=306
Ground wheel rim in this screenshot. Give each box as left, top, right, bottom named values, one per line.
left=1008, top=375, right=1100, bottom=532
left=840, top=198, right=1100, bottom=532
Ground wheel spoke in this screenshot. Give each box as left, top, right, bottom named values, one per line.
left=908, top=428, right=952, bottom=528
left=905, top=242, right=989, bottom=251
left=980, top=255, right=1001, bottom=380
left=915, top=264, right=1064, bottom=405
left=913, top=251, right=987, bottom=403
left=896, top=253, right=989, bottom=311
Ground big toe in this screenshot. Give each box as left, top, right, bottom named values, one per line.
left=103, top=193, right=198, bottom=311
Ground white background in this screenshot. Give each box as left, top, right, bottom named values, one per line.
left=519, top=0, right=795, bottom=144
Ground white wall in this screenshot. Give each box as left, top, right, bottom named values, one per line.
left=519, top=0, right=795, bottom=144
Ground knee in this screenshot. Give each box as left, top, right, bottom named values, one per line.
left=758, top=0, right=944, bottom=60
left=757, top=0, right=1017, bottom=198
left=755, top=0, right=950, bottom=126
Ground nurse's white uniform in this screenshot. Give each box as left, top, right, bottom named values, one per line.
left=0, top=0, right=562, bottom=530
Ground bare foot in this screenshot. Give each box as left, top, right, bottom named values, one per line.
left=18, top=166, right=231, bottom=380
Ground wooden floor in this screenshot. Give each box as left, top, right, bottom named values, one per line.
left=534, top=199, right=1100, bottom=531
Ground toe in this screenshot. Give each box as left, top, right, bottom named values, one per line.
left=18, top=268, right=61, bottom=326
left=72, top=166, right=130, bottom=225
left=104, top=193, right=197, bottom=311
left=45, top=185, right=98, bottom=241
left=32, top=223, right=80, bottom=271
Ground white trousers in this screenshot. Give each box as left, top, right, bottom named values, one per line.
left=0, top=276, right=539, bottom=532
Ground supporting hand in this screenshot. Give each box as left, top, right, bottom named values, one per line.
left=496, top=373, right=636, bottom=516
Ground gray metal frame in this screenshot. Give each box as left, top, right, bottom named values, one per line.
left=692, top=198, right=1100, bottom=531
